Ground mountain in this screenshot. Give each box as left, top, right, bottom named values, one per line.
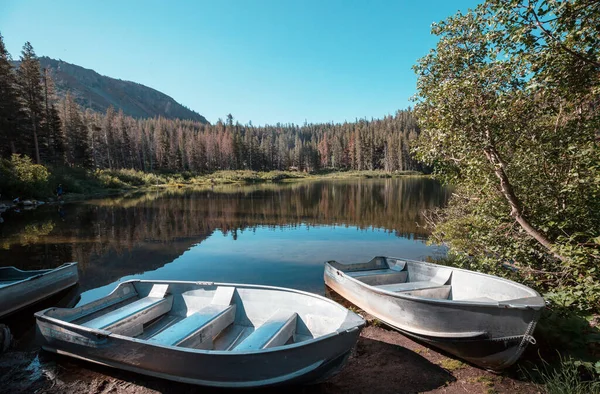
left=13, top=56, right=209, bottom=123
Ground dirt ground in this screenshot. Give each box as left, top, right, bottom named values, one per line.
left=0, top=315, right=541, bottom=394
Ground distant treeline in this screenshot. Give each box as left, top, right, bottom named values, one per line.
left=0, top=36, right=424, bottom=173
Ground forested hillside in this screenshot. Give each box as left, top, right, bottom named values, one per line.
left=0, top=36, right=424, bottom=174
left=11, top=57, right=209, bottom=123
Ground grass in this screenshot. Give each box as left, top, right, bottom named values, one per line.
left=474, top=376, right=495, bottom=386
left=347, top=306, right=361, bottom=314
left=368, top=318, right=383, bottom=327
left=466, top=375, right=497, bottom=393
left=521, top=355, right=600, bottom=394
left=439, top=358, right=466, bottom=371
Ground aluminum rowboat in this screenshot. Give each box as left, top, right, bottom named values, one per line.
left=36, top=280, right=364, bottom=388
left=0, top=262, right=79, bottom=318
left=324, top=256, right=544, bottom=370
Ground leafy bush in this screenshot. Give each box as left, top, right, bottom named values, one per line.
left=522, top=355, right=600, bottom=394
left=48, top=166, right=101, bottom=195
left=535, top=307, right=600, bottom=361
left=414, top=1, right=600, bottom=313
left=0, top=154, right=51, bottom=198
left=94, top=171, right=128, bottom=189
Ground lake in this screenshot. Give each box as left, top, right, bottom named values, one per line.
left=0, top=178, right=449, bottom=306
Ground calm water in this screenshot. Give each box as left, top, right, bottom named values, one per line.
left=0, top=178, right=449, bottom=305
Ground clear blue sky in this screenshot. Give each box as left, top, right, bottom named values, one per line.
left=0, top=0, right=478, bottom=125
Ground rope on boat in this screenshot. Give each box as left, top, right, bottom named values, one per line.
left=518, top=308, right=542, bottom=348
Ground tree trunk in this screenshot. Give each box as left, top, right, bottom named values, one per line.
left=483, top=145, right=564, bottom=261
left=32, top=117, right=40, bottom=164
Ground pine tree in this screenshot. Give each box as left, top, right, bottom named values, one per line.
left=16, top=41, right=44, bottom=164
left=61, top=93, right=92, bottom=167
left=0, top=32, right=24, bottom=158
left=42, top=67, right=65, bottom=164
left=101, top=106, right=115, bottom=168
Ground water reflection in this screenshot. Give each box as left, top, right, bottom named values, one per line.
left=0, top=178, right=449, bottom=301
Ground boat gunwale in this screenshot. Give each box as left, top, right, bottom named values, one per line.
left=0, top=262, right=78, bottom=289
left=36, top=279, right=365, bottom=356
left=325, top=256, right=544, bottom=310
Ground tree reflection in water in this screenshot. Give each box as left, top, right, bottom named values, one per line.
left=0, top=178, right=450, bottom=297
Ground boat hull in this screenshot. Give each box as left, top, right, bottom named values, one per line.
left=0, top=263, right=79, bottom=319
left=35, top=281, right=363, bottom=388
left=324, top=262, right=542, bottom=371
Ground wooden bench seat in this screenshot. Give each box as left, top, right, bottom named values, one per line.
left=348, top=269, right=396, bottom=278
left=376, top=281, right=452, bottom=299
left=349, top=269, right=409, bottom=286
left=148, top=304, right=236, bottom=348
left=82, top=295, right=173, bottom=336
left=233, top=310, right=297, bottom=352
left=375, top=281, right=443, bottom=292
left=148, top=285, right=237, bottom=349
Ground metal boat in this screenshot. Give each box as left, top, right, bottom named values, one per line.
left=35, top=280, right=365, bottom=388
left=324, top=256, right=544, bottom=370
left=0, top=262, right=79, bottom=319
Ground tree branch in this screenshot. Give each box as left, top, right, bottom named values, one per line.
left=483, top=145, right=565, bottom=261
left=529, top=6, right=600, bottom=69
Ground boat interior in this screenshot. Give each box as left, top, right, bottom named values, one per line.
left=41, top=281, right=363, bottom=352
left=328, top=256, right=541, bottom=304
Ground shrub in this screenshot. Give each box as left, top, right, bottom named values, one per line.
left=522, top=355, right=600, bottom=394
left=0, top=154, right=51, bottom=199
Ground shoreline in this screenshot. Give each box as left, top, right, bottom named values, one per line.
left=0, top=169, right=427, bottom=208
left=0, top=315, right=539, bottom=394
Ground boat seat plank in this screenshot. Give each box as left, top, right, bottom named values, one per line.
left=148, top=286, right=237, bottom=348
left=347, top=269, right=398, bottom=278
left=349, top=269, right=409, bottom=286
left=375, top=281, right=446, bottom=292
left=67, top=292, right=138, bottom=323
left=211, top=286, right=235, bottom=306
left=148, top=304, right=236, bottom=348
left=82, top=295, right=173, bottom=336
left=233, top=310, right=298, bottom=351
left=403, top=285, right=452, bottom=300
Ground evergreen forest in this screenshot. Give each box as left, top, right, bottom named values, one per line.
left=0, top=35, right=424, bottom=176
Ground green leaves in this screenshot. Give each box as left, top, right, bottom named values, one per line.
left=0, top=154, right=50, bottom=198
left=414, top=0, right=600, bottom=313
